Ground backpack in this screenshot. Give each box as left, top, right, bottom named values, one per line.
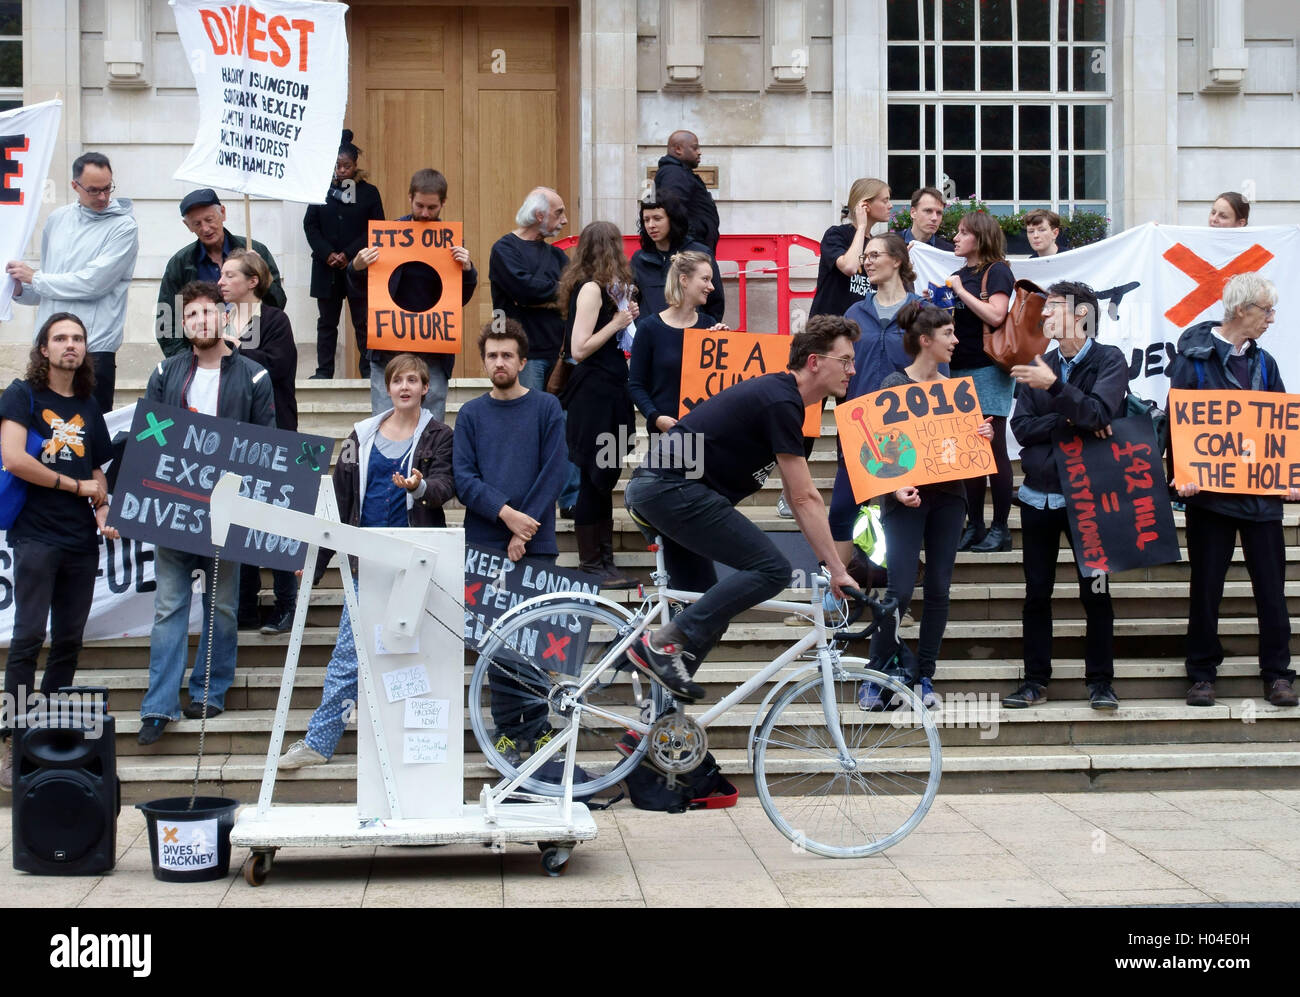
left=617, top=731, right=738, bottom=813
left=0, top=383, right=47, bottom=530
left=1125, top=392, right=1169, bottom=458
left=983, top=275, right=1049, bottom=371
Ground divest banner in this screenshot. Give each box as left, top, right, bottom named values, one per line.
left=835, top=377, right=993, bottom=502
left=367, top=220, right=464, bottom=355
left=1051, top=415, right=1180, bottom=576
left=1169, top=388, right=1300, bottom=494
left=909, top=223, right=1300, bottom=404
left=0, top=100, right=61, bottom=321
left=679, top=328, right=821, bottom=436
left=170, top=0, right=347, bottom=202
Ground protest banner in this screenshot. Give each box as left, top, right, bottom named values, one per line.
left=679, top=328, right=820, bottom=436
left=1051, top=416, right=1179, bottom=576
left=170, top=0, right=347, bottom=202
left=463, top=544, right=602, bottom=672
left=0, top=100, right=61, bottom=321
left=108, top=401, right=332, bottom=569
left=909, top=223, right=1300, bottom=406
left=1168, top=388, right=1300, bottom=494
left=367, top=220, right=464, bottom=355
left=834, top=377, right=993, bottom=502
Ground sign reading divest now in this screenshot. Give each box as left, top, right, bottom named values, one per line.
left=108, top=402, right=331, bottom=570
left=367, top=220, right=464, bottom=354
left=835, top=377, right=993, bottom=502
left=170, top=0, right=347, bottom=202
left=1169, top=388, right=1300, bottom=494
left=1052, top=416, right=1180, bottom=576
left=679, top=329, right=820, bottom=436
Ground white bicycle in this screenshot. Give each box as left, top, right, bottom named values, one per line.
left=468, top=540, right=942, bottom=858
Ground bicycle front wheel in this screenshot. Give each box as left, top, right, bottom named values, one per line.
left=469, top=597, right=666, bottom=798
left=753, top=665, right=941, bottom=858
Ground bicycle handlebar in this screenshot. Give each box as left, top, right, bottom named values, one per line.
left=834, top=587, right=898, bottom=642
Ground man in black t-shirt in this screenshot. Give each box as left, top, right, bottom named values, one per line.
left=623, top=317, right=860, bottom=701
left=0, top=313, right=115, bottom=790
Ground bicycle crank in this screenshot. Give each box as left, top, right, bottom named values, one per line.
left=646, top=712, right=708, bottom=777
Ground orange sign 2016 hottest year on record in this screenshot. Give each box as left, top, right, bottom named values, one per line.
left=367, top=220, right=463, bottom=355
left=1169, top=388, right=1300, bottom=494
left=678, top=328, right=821, bottom=437
left=835, top=376, right=994, bottom=502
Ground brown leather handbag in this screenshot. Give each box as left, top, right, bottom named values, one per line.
left=545, top=349, right=571, bottom=394
left=982, top=269, right=1048, bottom=371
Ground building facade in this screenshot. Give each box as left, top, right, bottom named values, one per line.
left=3, top=0, right=1297, bottom=381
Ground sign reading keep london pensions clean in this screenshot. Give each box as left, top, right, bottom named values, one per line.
left=169, top=0, right=348, bottom=202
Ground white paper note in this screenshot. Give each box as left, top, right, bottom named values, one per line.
left=404, top=697, right=449, bottom=730
left=403, top=733, right=448, bottom=764
left=381, top=664, right=431, bottom=703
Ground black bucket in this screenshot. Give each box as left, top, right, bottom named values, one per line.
left=136, top=797, right=239, bottom=882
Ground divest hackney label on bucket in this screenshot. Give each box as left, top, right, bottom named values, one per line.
left=158, top=818, right=219, bottom=871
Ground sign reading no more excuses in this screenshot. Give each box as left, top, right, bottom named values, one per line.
left=1169, top=388, right=1300, bottom=494
left=108, top=401, right=332, bottom=570
left=835, top=377, right=994, bottom=502
left=367, top=220, right=463, bottom=355
left=679, top=328, right=820, bottom=436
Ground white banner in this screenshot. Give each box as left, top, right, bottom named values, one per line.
left=169, top=0, right=348, bottom=203
left=910, top=223, right=1300, bottom=404
left=0, top=100, right=62, bottom=322
left=0, top=403, right=203, bottom=648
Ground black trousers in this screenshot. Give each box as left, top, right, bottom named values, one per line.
left=89, top=351, right=115, bottom=414
left=2, top=539, right=99, bottom=735
left=1185, top=506, right=1294, bottom=684
left=238, top=562, right=298, bottom=622
left=1020, top=502, right=1114, bottom=685
left=314, top=284, right=370, bottom=377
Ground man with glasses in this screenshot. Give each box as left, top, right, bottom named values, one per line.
left=623, top=315, right=859, bottom=702
left=6, top=152, right=139, bottom=414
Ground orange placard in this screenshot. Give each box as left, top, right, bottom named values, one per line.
left=1169, top=388, right=1300, bottom=494
left=835, top=377, right=994, bottom=502
left=678, top=328, right=820, bottom=437
left=366, top=220, right=463, bottom=355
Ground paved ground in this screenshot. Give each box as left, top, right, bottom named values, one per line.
left=2, top=789, right=1298, bottom=907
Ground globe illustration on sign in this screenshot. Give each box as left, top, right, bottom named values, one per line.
left=862, top=430, right=917, bottom=478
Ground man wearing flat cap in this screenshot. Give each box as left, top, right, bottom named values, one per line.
left=155, top=188, right=287, bottom=357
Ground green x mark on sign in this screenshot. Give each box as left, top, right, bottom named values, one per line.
left=296, top=441, right=327, bottom=472
left=136, top=411, right=174, bottom=446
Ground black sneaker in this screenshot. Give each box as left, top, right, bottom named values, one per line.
left=1002, top=681, right=1047, bottom=708
left=1186, top=681, right=1216, bottom=707
left=626, top=633, right=705, bottom=702
left=182, top=701, right=224, bottom=720
left=137, top=717, right=168, bottom=745
left=1088, top=682, right=1119, bottom=710
left=260, top=609, right=295, bottom=635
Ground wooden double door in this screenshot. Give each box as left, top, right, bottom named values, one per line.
left=347, top=2, right=576, bottom=377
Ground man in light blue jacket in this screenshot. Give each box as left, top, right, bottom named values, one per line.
left=5, top=152, right=139, bottom=414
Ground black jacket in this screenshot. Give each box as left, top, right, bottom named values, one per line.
left=654, top=155, right=720, bottom=252
left=1010, top=341, right=1129, bottom=495
left=303, top=179, right=385, bottom=298
left=630, top=238, right=725, bottom=323
left=487, top=232, right=569, bottom=363
left=145, top=348, right=276, bottom=427
left=345, top=213, right=479, bottom=378
left=1167, top=320, right=1285, bottom=521
left=230, top=304, right=298, bottom=431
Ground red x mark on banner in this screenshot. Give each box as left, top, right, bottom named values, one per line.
left=464, top=581, right=482, bottom=606
left=542, top=632, right=570, bottom=662
left=1163, top=243, right=1275, bottom=327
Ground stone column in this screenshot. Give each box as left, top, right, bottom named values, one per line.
left=580, top=0, right=640, bottom=231
left=831, top=0, right=885, bottom=217
left=1115, top=0, right=1178, bottom=226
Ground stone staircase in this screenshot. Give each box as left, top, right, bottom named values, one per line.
left=59, top=379, right=1300, bottom=803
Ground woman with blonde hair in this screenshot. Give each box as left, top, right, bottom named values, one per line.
left=946, top=211, right=1014, bottom=553
left=555, top=221, right=639, bottom=587
left=809, top=177, right=893, bottom=317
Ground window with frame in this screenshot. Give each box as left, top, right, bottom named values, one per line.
left=0, top=1, right=20, bottom=111
left=885, top=0, right=1109, bottom=218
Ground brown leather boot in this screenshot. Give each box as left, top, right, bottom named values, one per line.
left=598, top=520, right=638, bottom=588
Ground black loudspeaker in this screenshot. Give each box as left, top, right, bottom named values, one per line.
left=12, top=690, right=120, bottom=875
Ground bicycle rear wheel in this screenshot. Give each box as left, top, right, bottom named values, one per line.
left=469, top=597, right=665, bottom=798
left=753, top=664, right=941, bottom=858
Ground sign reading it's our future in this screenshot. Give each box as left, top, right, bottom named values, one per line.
left=109, top=401, right=332, bottom=570
left=367, top=220, right=464, bottom=355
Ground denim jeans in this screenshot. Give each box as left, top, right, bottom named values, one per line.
left=519, top=356, right=580, bottom=510
left=369, top=356, right=448, bottom=420
left=141, top=546, right=239, bottom=720
left=624, top=472, right=789, bottom=668
left=2, top=540, right=98, bottom=734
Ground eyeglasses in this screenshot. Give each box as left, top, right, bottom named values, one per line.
left=813, top=354, right=855, bottom=372
left=1244, top=303, right=1277, bottom=317
left=862, top=252, right=885, bottom=263
left=73, top=180, right=116, bottom=197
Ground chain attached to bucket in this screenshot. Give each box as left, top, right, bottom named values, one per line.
left=189, top=554, right=219, bottom=811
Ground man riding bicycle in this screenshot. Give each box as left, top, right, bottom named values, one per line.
left=624, top=315, right=861, bottom=701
